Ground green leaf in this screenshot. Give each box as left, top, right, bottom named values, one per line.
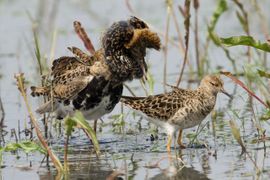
left=186, top=133, right=196, bottom=139
left=4, top=141, right=46, bottom=154
left=109, top=114, right=123, bottom=120
left=260, top=109, right=270, bottom=121
left=230, top=109, right=241, bottom=119
left=257, top=69, right=270, bottom=78
left=64, top=117, right=77, bottom=136
left=208, top=0, right=228, bottom=32
left=147, top=72, right=155, bottom=95
left=71, top=111, right=100, bottom=155
left=220, top=36, right=270, bottom=52
left=208, top=30, right=222, bottom=46
left=111, top=113, right=125, bottom=133
left=229, top=120, right=246, bottom=153
left=4, top=143, right=20, bottom=151
left=19, top=141, right=46, bottom=154
left=236, top=11, right=248, bottom=33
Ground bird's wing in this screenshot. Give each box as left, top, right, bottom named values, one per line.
left=51, top=56, right=86, bottom=77
left=121, top=89, right=189, bottom=119
left=52, top=75, right=93, bottom=100
left=51, top=56, right=94, bottom=100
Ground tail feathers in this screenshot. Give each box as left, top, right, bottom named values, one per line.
left=36, top=100, right=57, bottom=114
left=30, top=86, right=49, bottom=97
left=67, top=46, right=93, bottom=64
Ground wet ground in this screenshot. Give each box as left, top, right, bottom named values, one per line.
left=1, top=0, right=270, bottom=179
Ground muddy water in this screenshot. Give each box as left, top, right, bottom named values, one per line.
left=1, top=0, right=270, bottom=179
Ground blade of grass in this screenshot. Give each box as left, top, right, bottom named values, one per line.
left=208, top=0, right=227, bottom=33
left=229, top=120, right=246, bottom=154
left=230, top=119, right=262, bottom=173
left=208, top=31, right=238, bottom=73
left=233, top=0, right=251, bottom=62
left=176, top=0, right=191, bottom=87
left=201, top=0, right=230, bottom=75
left=194, top=0, right=200, bottom=76
left=252, top=0, right=270, bottom=39
left=206, top=0, right=239, bottom=74
left=221, top=71, right=269, bottom=108
left=49, top=29, right=58, bottom=64
left=123, top=84, right=136, bottom=97
left=71, top=111, right=100, bottom=155
left=33, top=28, right=50, bottom=165
left=124, top=0, right=135, bottom=14
left=147, top=71, right=155, bottom=95
left=15, top=73, right=63, bottom=172
left=0, top=97, right=5, bottom=127
left=63, top=117, right=77, bottom=172
left=163, top=0, right=172, bottom=92
left=171, top=6, right=185, bottom=55
left=33, top=30, right=43, bottom=76
left=257, top=69, right=270, bottom=78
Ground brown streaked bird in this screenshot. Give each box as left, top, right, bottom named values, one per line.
left=121, top=75, right=231, bottom=152
left=31, top=16, right=161, bottom=121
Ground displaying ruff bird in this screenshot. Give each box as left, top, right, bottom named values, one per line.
left=31, top=16, right=161, bottom=120
left=121, top=75, right=231, bottom=152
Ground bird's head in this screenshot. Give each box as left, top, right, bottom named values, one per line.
left=200, top=75, right=231, bottom=98
left=101, top=17, right=160, bottom=82
left=128, top=16, right=149, bottom=29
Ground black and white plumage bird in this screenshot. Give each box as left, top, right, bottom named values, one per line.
left=31, top=16, right=161, bottom=121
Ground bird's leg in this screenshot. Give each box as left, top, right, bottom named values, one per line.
left=177, top=129, right=186, bottom=149
left=167, top=134, right=172, bottom=152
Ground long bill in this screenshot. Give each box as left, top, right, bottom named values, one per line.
left=221, top=88, right=233, bottom=99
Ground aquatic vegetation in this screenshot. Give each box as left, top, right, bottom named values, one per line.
left=15, top=73, right=64, bottom=172
left=211, top=35, right=270, bottom=52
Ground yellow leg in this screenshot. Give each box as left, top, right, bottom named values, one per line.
left=177, top=129, right=186, bottom=149
left=167, top=134, right=172, bottom=152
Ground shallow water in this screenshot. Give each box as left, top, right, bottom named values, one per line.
left=1, top=0, right=270, bottom=179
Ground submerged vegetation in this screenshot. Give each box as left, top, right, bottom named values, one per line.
left=0, top=0, right=270, bottom=179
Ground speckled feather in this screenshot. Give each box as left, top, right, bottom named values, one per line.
left=121, top=75, right=225, bottom=130
left=31, top=16, right=160, bottom=119
left=32, top=17, right=160, bottom=100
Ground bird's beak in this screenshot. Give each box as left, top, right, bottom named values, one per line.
left=221, top=88, right=233, bottom=99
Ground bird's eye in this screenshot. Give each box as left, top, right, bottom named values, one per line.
left=210, top=82, right=218, bottom=86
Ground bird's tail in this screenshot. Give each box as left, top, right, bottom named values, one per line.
left=36, top=100, right=57, bottom=114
